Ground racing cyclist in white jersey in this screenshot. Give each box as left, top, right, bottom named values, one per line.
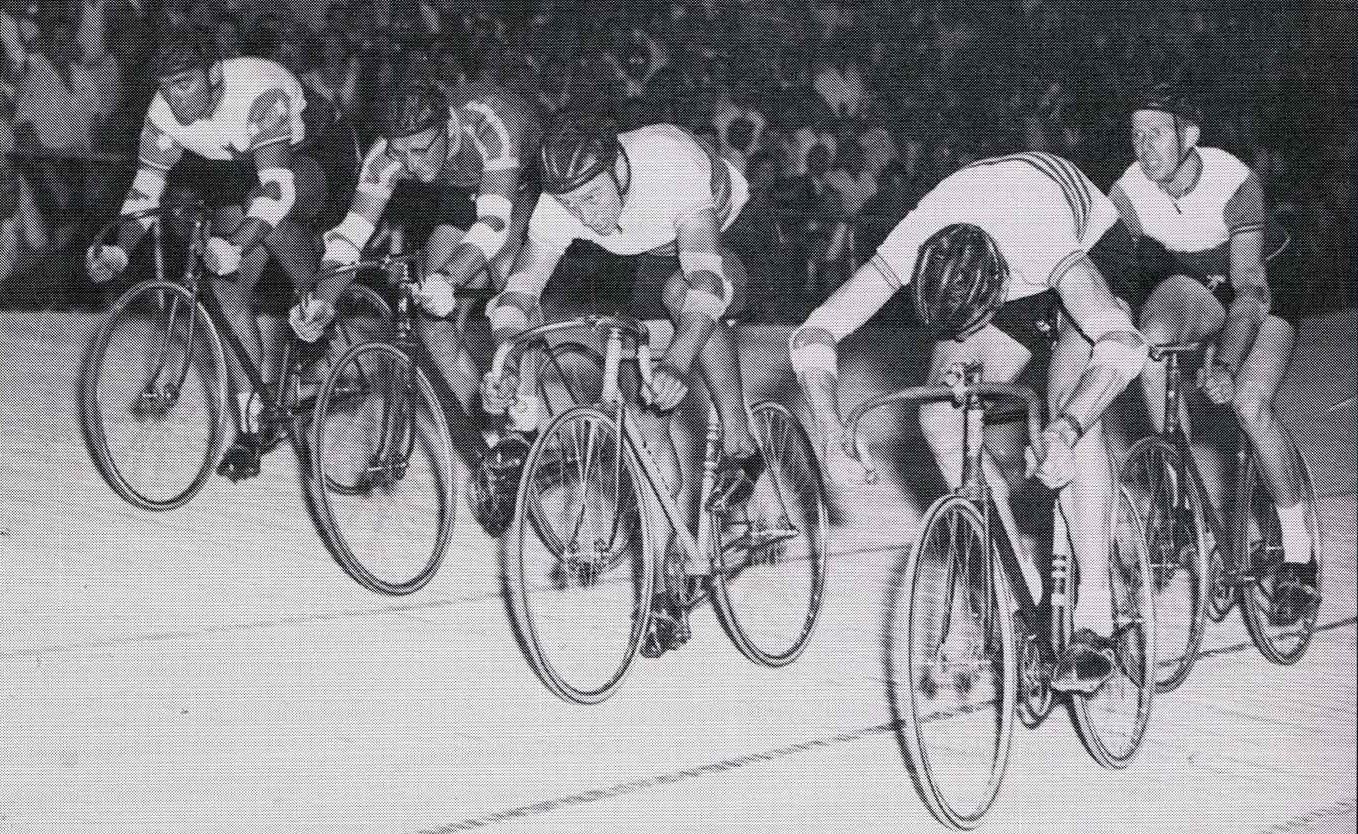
left=1112, top=83, right=1317, bottom=622
left=86, top=28, right=324, bottom=481
left=791, top=152, right=1149, bottom=693
left=481, top=115, right=765, bottom=572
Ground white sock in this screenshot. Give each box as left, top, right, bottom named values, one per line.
left=1071, top=557, right=1113, bottom=635
left=237, top=391, right=262, bottom=435
left=1275, top=502, right=1312, bottom=564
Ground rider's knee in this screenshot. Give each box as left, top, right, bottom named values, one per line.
left=919, top=400, right=963, bottom=456
left=1232, top=380, right=1274, bottom=429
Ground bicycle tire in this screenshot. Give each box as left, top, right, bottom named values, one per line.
left=1119, top=435, right=1210, bottom=693
left=535, top=340, right=608, bottom=418
left=82, top=280, right=227, bottom=511
left=1239, top=423, right=1322, bottom=665
left=892, top=494, right=1015, bottom=830
left=1069, top=483, right=1157, bottom=769
left=710, top=401, right=828, bottom=667
left=506, top=405, right=655, bottom=705
left=311, top=340, right=455, bottom=595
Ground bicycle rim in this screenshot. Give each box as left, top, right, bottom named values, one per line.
left=508, top=406, right=654, bottom=704
left=711, top=402, right=827, bottom=667
left=535, top=341, right=606, bottom=419
left=1070, top=484, right=1157, bottom=769
left=312, top=341, right=455, bottom=595
left=83, top=281, right=226, bottom=510
left=1119, top=436, right=1209, bottom=693
left=893, top=495, right=1015, bottom=829
left=1239, top=426, right=1322, bottom=664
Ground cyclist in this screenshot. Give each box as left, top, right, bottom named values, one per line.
left=288, top=78, right=542, bottom=498
left=1111, top=82, right=1316, bottom=624
left=86, top=26, right=324, bottom=481
left=791, top=152, right=1148, bottom=693
left=480, top=115, right=766, bottom=563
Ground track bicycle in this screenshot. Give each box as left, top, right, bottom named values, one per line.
left=858, top=362, right=1155, bottom=829
left=494, top=314, right=828, bottom=704
left=82, top=203, right=389, bottom=512
left=1119, top=341, right=1322, bottom=681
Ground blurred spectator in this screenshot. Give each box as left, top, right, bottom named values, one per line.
left=720, top=115, right=756, bottom=174
left=813, top=38, right=862, bottom=119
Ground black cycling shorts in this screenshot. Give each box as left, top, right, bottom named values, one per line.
left=164, top=152, right=326, bottom=225
left=988, top=289, right=1058, bottom=352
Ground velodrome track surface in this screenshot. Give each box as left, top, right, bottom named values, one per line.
left=0, top=306, right=1353, bottom=833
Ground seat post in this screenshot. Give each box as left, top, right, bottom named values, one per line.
left=960, top=363, right=986, bottom=497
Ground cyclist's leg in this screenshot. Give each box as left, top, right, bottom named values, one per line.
left=209, top=203, right=268, bottom=433
left=1049, top=311, right=1116, bottom=633
left=1137, top=274, right=1225, bottom=433
left=418, top=224, right=486, bottom=414
left=1233, top=314, right=1307, bottom=561
left=918, top=324, right=1041, bottom=603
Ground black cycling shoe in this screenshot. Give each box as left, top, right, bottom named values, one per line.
left=470, top=432, right=531, bottom=537
left=1052, top=628, right=1117, bottom=696
left=640, top=605, right=691, bottom=659
left=1268, top=561, right=1319, bottom=627
left=217, top=433, right=263, bottom=482
left=706, top=446, right=766, bottom=513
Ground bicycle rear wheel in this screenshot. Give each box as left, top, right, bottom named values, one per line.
left=312, top=341, right=455, bottom=595
left=507, top=406, right=654, bottom=704
left=1239, top=425, right=1322, bottom=664
left=892, top=495, right=1015, bottom=830
left=1119, top=435, right=1210, bottom=693
left=83, top=280, right=227, bottom=510
left=1069, top=483, right=1156, bottom=769
left=711, top=402, right=827, bottom=667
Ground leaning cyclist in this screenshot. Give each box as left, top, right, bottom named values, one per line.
left=481, top=115, right=765, bottom=545
left=1112, top=82, right=1316, bottom=623
left=290, top=78, right=542, bottom=435
left=87, top=26, right=324, bottom=481
left=791, top=152, right=1148, bottom=693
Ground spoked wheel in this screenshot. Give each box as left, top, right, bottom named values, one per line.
left=83, top=280, right=227, bottom=510
left=312, top=341, right=455, bottom=595
left=507, top=405, right=654, bottom=704
left=710, top=402, right=827, bottom=666
left=1239, top=426, right=1322, bottom=665
left=1119, top=436, right=1210, bottom=693
left=1205, top=515, right=1234, bottom=623
left=891, top=495, right=1015, bottom=830
left=1069, top=483, right=1156, bottom=769
left=533, top=340, right=608, bottom=418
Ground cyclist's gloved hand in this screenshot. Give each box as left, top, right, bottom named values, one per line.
left=204, top=236, right=243, bottom=276
left=416, top=272, right=457, bottom=317
left=1026, top=424, right=1077, bottom=489
left=289, top=295, right=335, bottom=343
left=646, top=361, right=688, bottom=412
left=1202, top=363, right=1235, bottom=405
left=85, top=244, right=128, bottom=283
left=481, top=369, right=519, bottom=415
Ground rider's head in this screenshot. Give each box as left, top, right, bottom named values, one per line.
left=156, top=26, right=219, bottom=125
left=1130, top=81, right=1203, bottom=184
left=910, top=223, right=1011, bottom=342
left=384, top=81, right=456, bottom=184
left=539, top=112, right=625, bottom=235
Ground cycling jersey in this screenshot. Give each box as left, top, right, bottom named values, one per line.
left=1109, top=146, right=1263, bottom=284
left=139, top=57, right=307, bottom=168
left=354, top=81, right=541, bottom=199
left=526, top=123, right=749, bottom=257
left=872, top=152, right=1119, bottom=302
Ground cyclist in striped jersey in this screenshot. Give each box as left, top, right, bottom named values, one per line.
left=791, top=151, right=1148, bottom=692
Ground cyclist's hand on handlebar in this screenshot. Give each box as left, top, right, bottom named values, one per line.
left=646, top=361, right=689, bottom=412
left=1026, top=425, right=1077, bottom=489
left=1202, top=363, right=1235, bottom=405
left=481, top=369, right=519, bottom=415
left=823, top=429, right=870, bottom=487
left=289, top=295, right=335, bottom=343
left=416, top=272, right=457, bottom=317
left=86, top=244, right=128, bottom=283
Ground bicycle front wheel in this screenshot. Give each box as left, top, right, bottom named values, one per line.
left=534, top=340, right=607, bottom=418
left=312, top=341, right=455, bottom=595
left=1239, top=425, right=1322, bottom=664
left=507, top=406, right=654, bottom=704
left=710, top=402, right=827, bottom=667
left=1069, top=483, right=1157, bottom=769
left=82, top=280, right=227, bottom=510
left=891, top=495, right=1015, bottom=830
left=1119, top=435, right=1210, bottom=693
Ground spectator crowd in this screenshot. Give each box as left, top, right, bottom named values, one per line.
left=0, top=0, right=1352, bottom=320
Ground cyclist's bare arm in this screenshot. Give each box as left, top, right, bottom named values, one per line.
left=665, top=207, right=731, bottom=378
left=790, top=257, right=901, bottom=441
left=312, top=142, right=407, bottom=304
left=228, top=140, right=295, bottom=254
left=1219, top=226, right=1269, bottom=371
left=111, top=119, right=186, bottom=253
left=488, top=235, right=563, bottom=345
left=424, top=165, right=520, bottom=283
left=1052, top=255, right=1147, bottom=434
